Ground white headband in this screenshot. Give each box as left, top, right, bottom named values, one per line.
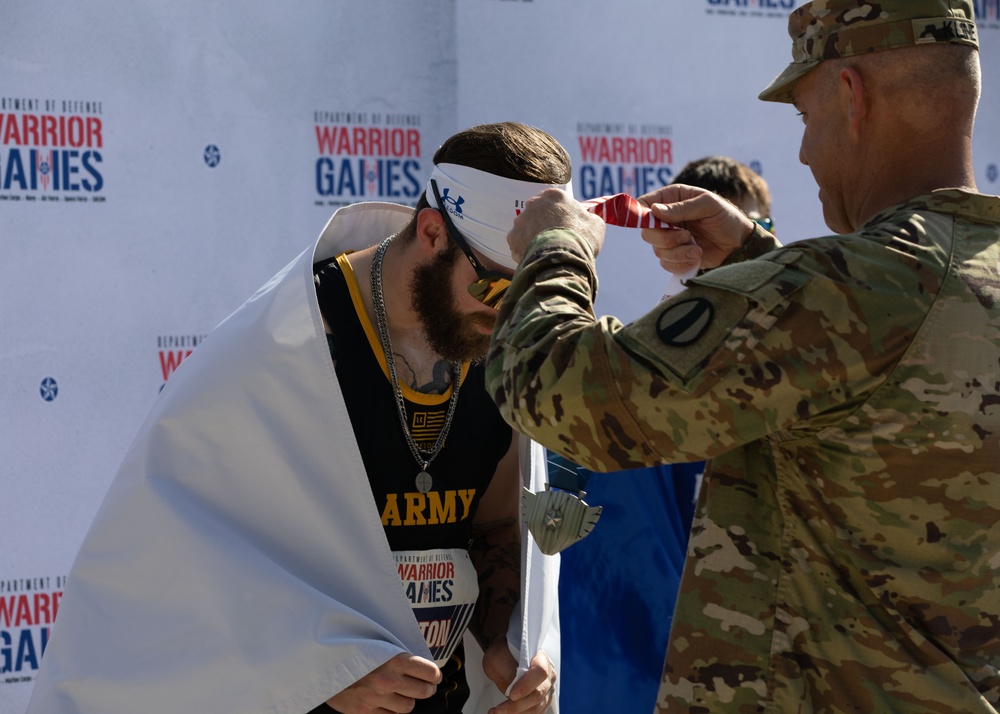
left=426, top=163, right=573, bottom=270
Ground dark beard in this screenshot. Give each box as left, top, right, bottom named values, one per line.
left=410, top=245, right=493, bottom=363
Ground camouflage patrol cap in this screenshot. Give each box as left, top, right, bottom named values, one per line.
left=759, top=0, right=979, bottom=103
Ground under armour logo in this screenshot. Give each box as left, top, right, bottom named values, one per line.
left=440, top=188, right=465, bottom=215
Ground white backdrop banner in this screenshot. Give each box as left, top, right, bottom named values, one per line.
left=2, top=0, right=999, bottom=712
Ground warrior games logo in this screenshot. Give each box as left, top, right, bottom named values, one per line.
left=0, top=98, right=105, bottom=203
left=705, top=0, right=796, bottom=18
left=974, top=0, right=1000, bottom=29
left=157, top=333, right=207, bottom=389
left=314, top=111, right=423, bottom=207
left=0, top=576, right=65, bottom=685
left=576, top=122, right=674, bottom=201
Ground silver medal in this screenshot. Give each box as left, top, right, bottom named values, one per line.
left=522, top=485, right=602, bottom=556
left=415, top=470, right=433, bottom=494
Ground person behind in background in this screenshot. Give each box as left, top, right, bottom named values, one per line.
left=26, top=122, right=568, bottom=714
left=673, top=155, right=773, bottom=234
left=486, top=1, right=1000, bottom=712
left=555, top=156, right=774, bottom=714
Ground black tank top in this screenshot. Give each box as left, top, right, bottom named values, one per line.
left=314, top=254, right=512, bottom=549
left=311, top=255, right=513, bottom=714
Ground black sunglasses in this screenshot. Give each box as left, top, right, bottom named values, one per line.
left=430, top=179, right=512, bottom=309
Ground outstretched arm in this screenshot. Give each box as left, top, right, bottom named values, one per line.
left=638, top=183, right=778, bottom=272
left=470, top=435, right=555, bottom=714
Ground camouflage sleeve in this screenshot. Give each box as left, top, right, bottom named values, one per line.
left=718, top=220, right=782, bottom=265
left=485, top=226, right=931, bottom=473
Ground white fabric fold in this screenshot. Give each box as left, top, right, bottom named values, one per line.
left=26, top=202, right=559, bottom=714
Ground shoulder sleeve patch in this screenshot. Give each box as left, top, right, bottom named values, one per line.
left=618, top=255, right=809, bottom=384
left=656, top=298, right=715, bottom=347
left=621, top=287, right=750, bottom=383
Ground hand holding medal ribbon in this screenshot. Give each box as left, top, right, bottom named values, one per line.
left=582, top=192, right=695, bottom=300
left=580, top=192, right=675, bottom=229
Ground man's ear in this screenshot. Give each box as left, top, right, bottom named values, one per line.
left=415, top=207, right=449, bottom=255
left=839, top=65, right=870, bottom=137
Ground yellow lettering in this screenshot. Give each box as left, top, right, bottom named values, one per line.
left=427, top=491, right=457, bottom=525
left=381, top=494, right=401, bottom=527
left=457, top=489, right=475, bottom=519
left=385, top=490, right=477, bottom=526
left=404, top=492, right=427, bottom=525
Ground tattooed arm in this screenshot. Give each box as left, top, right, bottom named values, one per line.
left=468, top=435, right=521, bottom=651
left=469, top=435, right=555, bottom=714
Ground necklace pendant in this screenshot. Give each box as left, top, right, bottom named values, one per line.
left=415, top=470, right=433, bottom=494
left=372, top=236, right=460, bottom=492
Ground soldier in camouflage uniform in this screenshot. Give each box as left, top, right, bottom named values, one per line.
left=485, top=1, right=1000, bottom=712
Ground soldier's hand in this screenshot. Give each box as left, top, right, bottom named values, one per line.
left=324, top=652, right=441, bottom=714
left=482, top=643, right=555, bottom=714
left=507, top=188, right=606, bottom=263
left=639, top=184, right=756, bottom=272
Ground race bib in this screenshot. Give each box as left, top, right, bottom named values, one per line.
left=394, top=549, right=479, bottom=666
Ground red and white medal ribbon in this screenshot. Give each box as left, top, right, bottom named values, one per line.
left=581, top=193, right=674, bottom=229
left=582, top=192, right=692, bottom=300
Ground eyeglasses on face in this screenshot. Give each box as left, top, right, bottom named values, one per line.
left=752, top=215, right=775, bottom=233
left=430, top=179, right=512, bottom=309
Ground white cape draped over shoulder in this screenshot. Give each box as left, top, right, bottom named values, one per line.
left=26, top=202, right=560, bottom=714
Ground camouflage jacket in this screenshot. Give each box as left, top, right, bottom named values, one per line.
left=486, top=190, right=1000, bottom=713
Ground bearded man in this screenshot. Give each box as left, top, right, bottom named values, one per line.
left=27, top=122, right=569, bottom=714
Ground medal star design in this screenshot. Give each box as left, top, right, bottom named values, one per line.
left=522, top=487, right=603, bottom=555
left=543, top=508, right=563, bottom=531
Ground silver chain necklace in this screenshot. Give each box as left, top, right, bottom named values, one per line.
left=370, top=235, right=462, bottom=494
